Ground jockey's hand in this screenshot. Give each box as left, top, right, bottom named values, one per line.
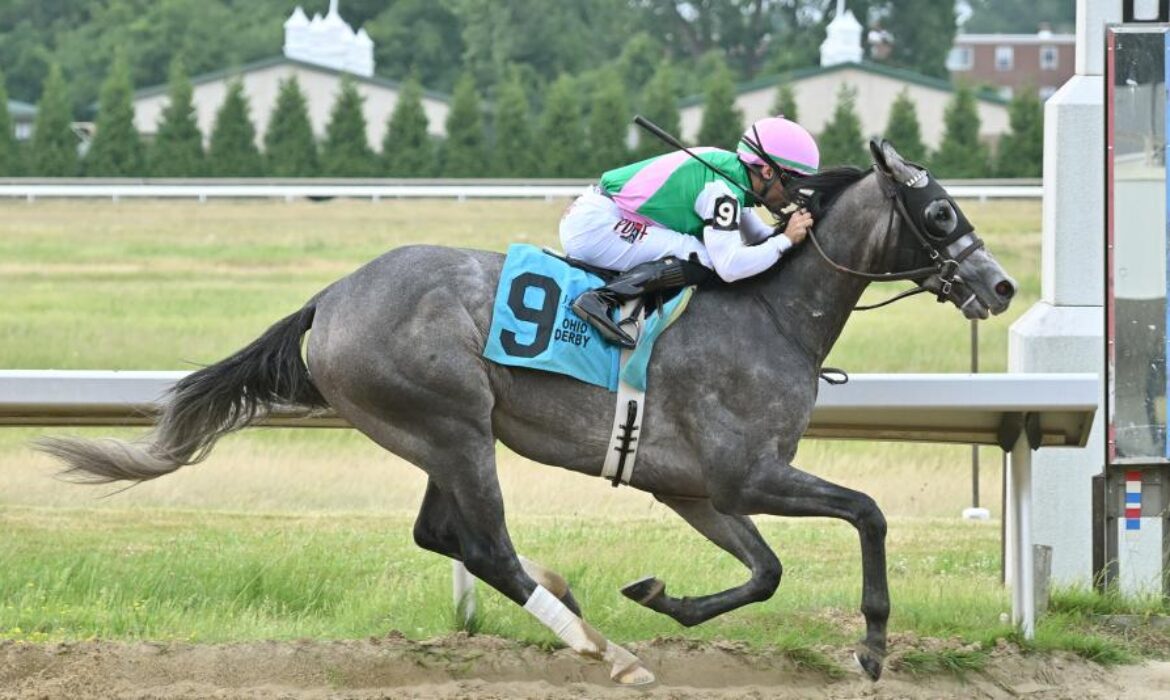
left=782, top=208, right=814, bottom=245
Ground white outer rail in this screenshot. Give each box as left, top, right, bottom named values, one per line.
left=0, top=369, right=1096, bottom=639
left=0, top=180, right=1043, bottom=203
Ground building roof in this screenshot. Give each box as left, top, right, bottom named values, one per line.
left=6, top=99, right=36, bottom=119
left=132, top=55, right=451, bottom=104
left=680, top=60, right=1009, bottom=108
left=955, top=33, right=1075, bottom=45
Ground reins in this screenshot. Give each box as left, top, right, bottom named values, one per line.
left=752, top=165, right=988, bottom=365
left=802, top=166, right=985, bottom=311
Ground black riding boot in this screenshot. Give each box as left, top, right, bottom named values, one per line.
left=571, top=256, right=712, bottom=349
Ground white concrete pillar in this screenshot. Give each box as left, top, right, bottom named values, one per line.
left=1007, top=0, right=1122, bottom=587
left=1010, top=305, right=1105, bottom=584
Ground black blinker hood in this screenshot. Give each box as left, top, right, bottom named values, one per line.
left=885, top=166, right=974, bottom=248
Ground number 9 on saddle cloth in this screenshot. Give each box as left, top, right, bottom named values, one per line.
left=483, top=244, right=698, bottom=392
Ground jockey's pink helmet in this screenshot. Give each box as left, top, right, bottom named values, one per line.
left=737, top=116, right=819, bottom=176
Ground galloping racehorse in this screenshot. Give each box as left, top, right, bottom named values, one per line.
left=40, top=141, right=1016, bottom=684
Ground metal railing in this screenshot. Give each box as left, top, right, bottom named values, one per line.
left=0, top=178, right=1043, bottom=203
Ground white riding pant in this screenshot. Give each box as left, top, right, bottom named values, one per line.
left=559, top=187, right=711, bottom=273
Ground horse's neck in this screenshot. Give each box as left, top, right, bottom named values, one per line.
left=758, top=179, right=891, bottom=364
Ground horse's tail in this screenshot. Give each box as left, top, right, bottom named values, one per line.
left=37, top=303, right=328, bottom=484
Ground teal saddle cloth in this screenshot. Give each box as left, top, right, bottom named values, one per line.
left=482, top=244, right=691, bottom=391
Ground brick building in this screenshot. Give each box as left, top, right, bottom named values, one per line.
left=947, top=29, right=1076, bottom=100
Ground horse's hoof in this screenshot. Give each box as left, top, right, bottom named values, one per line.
left=620, top=576, right=665, bottom=605
left=612, top=661, right=656, bottom=686
left=605, top=640, right=656, bottom=686
left=853, top=642, right=885, bottom=681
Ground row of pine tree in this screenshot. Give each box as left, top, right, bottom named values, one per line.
left=0, top=53, right=1043, bottom=179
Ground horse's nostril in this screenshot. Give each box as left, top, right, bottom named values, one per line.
left=995, top=280, right=1015, bottom=299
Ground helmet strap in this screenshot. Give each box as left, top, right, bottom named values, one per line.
left=740, top=125, right=792, bottom=208
left=746, top=161, right=784, bottom=201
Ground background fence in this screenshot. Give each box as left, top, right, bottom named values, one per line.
left=0, top=178, right=1043, bottom=203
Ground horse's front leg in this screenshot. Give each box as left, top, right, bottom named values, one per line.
left=621, top=495, right=782, bottom=626
left=711, top=457, right=890, bottom=681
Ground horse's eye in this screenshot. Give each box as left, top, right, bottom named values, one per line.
left=925, top=201, right=957, bottom=236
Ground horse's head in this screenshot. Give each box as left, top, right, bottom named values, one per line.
left=868, top=139, right=1017, bottom=320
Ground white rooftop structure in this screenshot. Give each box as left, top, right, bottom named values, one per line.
left=820, top=0, right=864, bottom=67
left=284, top=1, right=374, bottom=78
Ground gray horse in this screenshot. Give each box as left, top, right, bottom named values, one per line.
left=39, top=141, right=1015, bottom=685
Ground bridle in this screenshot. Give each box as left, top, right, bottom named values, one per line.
left=755, top=164, right=987, bottom=385
left=800, top=165, right=985, bottom=311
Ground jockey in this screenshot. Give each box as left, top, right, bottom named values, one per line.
left=561, top=116, right=820, bottom=348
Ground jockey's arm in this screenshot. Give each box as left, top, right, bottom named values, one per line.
left=739, top=207, right=775, bottom=245
left=695, top=181, right=794, bottom=283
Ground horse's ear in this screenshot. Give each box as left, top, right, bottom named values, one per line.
left=871, top=138, right=925, bottom=185
left=869, top=138, right=892, bottom=174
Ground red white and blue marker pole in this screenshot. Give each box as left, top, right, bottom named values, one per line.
left=1125, top=470, right=1143, bottom=535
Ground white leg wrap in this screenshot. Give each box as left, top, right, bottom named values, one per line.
left=523, top=585, right=656, bottom=685
left=523, top=585, right=600, bottom=655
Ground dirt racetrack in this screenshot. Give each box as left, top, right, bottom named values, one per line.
left=3, top=633, right=1169, bottom=700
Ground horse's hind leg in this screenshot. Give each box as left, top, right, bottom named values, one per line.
left=383, top=433, right=653, bottom=685
left=313, top=333, right=648, bottom=682
left=621, top=496, right=781, bottom=627
left=413, top=479, right=583, bottom=616
left=714, top=460, right=889, bottom=681
left=517, top=556, right=583, bottom=618
left=413, top=480, right=463, bottom=557
left=442, top=459, right=655, bottom=684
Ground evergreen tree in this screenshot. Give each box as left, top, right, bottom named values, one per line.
left=440, top=73, right=486, bottom=177
left=886, top=0, right=958, bottom=80
left=771, top=83, right=798, bottom=122
left=818, top=84, right=867, bottom=168
left=883, top=89, right=927, bottom=164
left=208, top=79, right=263, bottom=176
left=149, top=56, right=204, bottom=177
left=0, top=68, right=19, bottom=175
left=490, top=68, right=534, bottom=177
left=264, top=76, right=318, bottom=177
left=321, top=76, right=377, bottom=177
left=85, top=50, right=143, bottom=176
left=365, top=0, right=465, bottom=93
left=587, top=74, right=630, bottom=173
left=634, top=60, right=680, bottom=161
left=614, top=33, right=663, bottom=98
left=696, top=58, right=743, bottom=149
left=933, top=86, right=990, bottom=178
left=537, top=74, right=587, bottom=177
left=29, top=64, right=78, bottom=176
left=382, top=77, right=434, bottom=177
left=995, top=89, right=1043, bottom=178
left=965, top=0, right=1075, bottom=33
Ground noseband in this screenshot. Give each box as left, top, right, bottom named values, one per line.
left=802, top=166, right=985, bottom=311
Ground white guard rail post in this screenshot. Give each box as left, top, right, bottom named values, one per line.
left=0, top=370, right=1096, bottom=638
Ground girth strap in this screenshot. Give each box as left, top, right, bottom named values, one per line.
left=601, top=299, right=646, bottom=487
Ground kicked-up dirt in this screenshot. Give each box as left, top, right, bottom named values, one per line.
left=3, top=633, right=1170, bottom=699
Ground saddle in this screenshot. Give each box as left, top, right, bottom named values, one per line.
left=543, top=249, right=712, bottom=348
left=541, top=248, right=617, bottom=282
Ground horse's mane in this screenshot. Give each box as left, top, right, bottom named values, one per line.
left=741, top=165, right=872, bottom=287
left=784, top=165, right=869, bottom=216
